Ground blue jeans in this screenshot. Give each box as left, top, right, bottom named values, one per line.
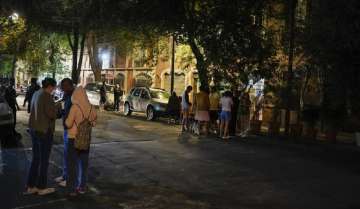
left=66, top=139, right=89, bottom=192
left=27, top=129, right=53, bottom=189
left=62, top=130, right=68, bottom=179
left=63, top=131, right=81, bottom=185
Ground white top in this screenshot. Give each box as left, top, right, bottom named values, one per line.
left=220, top=97, right=233, bottom=112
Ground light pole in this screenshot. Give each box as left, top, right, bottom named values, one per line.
left=170, top=35, right=175, bottom=93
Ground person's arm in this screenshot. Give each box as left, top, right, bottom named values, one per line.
left=44, top=95, right=57, bottom=120
left=65, top=106, right=76, bottom=129
left=90, top=106, right=97, bottom=127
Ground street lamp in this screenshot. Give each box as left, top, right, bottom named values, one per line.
left=10, top=13, right=19, bottom=21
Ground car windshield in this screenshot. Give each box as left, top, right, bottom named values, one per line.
left=150, top=90, right=170, bottom=100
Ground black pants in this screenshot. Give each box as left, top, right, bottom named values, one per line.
left=114, top=98, right=120, bottom=111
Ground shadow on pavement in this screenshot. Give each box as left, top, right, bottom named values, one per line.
left=0, top=128, right=28, bottom=209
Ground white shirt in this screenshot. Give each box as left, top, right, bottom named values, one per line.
left=220, top=97, right=233, bottom=112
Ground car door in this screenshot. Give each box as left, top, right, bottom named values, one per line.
left=131, top=88, right=142, bottom=111
left=139, top=89, right=150, bottom=112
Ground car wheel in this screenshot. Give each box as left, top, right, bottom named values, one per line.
left=147, top=106, right=156, bottom=121
left=124, top=102, right=132, bottom=116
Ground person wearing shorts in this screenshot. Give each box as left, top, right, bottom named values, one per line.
left=219, top=91, right=233, bottom=139
left=181, top=86, right=193, bottom=131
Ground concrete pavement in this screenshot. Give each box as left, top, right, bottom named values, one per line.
left=1, top=108, right=360, bottom=209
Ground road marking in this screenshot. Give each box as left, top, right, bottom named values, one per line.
left=13, top=198, right=67, bottom=209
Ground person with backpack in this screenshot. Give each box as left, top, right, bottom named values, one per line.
left=65, top=86, right=97, bottom=196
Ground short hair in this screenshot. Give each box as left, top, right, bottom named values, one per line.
left=42, top=77, right=57, bottom=88
left=30, top=78, right=38, bottom=84
left=61, top=78, right=73, bottom=86
left=200, top=85, right=209, bottom=93
left=186, top=85, right=193, bottom=91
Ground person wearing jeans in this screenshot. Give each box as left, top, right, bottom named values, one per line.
left=27, top=130, right=53, bottom=192
left=26, top=77, right=59, bottom=196
left=65, top=86, right=97, bottom=196
left=55, top=78, right=75, bottom=187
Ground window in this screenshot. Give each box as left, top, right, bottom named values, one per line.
left=132, top=88, right=142, bottom=97
left=150, top=90, right=170, bottom=100
left=85, top=83, right=98, bottom=91
left=140, top=90, right=150, bottom=99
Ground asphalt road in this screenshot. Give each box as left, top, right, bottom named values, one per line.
left=1, top=105, right=360, bottom=209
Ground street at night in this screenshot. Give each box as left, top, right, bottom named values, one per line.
left=1, top=105, right=360, bottom=209
left=2, top=1, right=360, bottom=209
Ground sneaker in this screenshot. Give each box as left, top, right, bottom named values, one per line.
left=54, top=176, right=64, bottom=183
left=37, top=188, right=56, bottom=196
left=58, top=180, right=66, bottom=187
left=24, top=187, right=39, bottom=195
left=77, top=187, right=86, bottom=194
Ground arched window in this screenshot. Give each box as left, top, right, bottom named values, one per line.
left=135, top=73, right=152, bottom=87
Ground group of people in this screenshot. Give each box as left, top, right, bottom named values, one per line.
left=98, top=81, right=123, bottom=112
left=25, top=77, right=97, bottom=197
left=177, top=85, right=252, bottom=140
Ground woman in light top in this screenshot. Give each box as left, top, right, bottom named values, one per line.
left=219, top=91, right=233, bottom=139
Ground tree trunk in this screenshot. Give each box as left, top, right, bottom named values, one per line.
left=76, top=33, right=86, bottom=84
left=188, top=37, right=208, bottom=89
left=11, top=54, right=17, bottom=80
left=284, top=0, right=297, bottom=136
left=87, top=31, right=102, bottom=82
left=68, top=29, right=80, bottom=84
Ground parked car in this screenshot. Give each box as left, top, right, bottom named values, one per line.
left=85, top=83, right=115, bottom=108
left=123, top=87, right=170, bottom=120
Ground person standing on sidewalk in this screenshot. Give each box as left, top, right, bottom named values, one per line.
left=65, top=86, right=97, bottom=196
left=54, top=78, right=74, bottom=187
left=219, top=91, right=233, bottom=140
left=23, top=78, right=40, bottom=113
left=166, top=91, right=181, bottom=124
left=5, top=78, right=20, bottom=129
left=237, top=91, right=251, bottom=137
left=26, top=77, right=59, bottom=195
left=194, top=86, right=210, bottom=135
left=113, top=84, right=122, bottom=112
left=99, top=81, right=107, bottom=112
left=181, top=85, right=193, bottom=131
left=229, top=90, right=239, bottom=137
left=209, top=87, right=220, bottom=134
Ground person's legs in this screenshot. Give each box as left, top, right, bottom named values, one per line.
left=63, top=130, right=68, bottom=180
left=224, top=112, right=231, bottom=138
left=78, top=150, right=90, bottom=190
left=224, top=121, right=230, bottom=138
left=37, top=132, right=53, bottom=189
left=66, top=139, right=77, bottom=193
left=182, top=109, right=189, bottom=131
left=27, top=130, right=40, bottom=188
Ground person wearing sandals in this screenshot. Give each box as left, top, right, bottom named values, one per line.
left=26, top=78, right=60, bottom=195
left=219, top=91, right=233, bottom=140
left=65, top=86, right=97, bottom=196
